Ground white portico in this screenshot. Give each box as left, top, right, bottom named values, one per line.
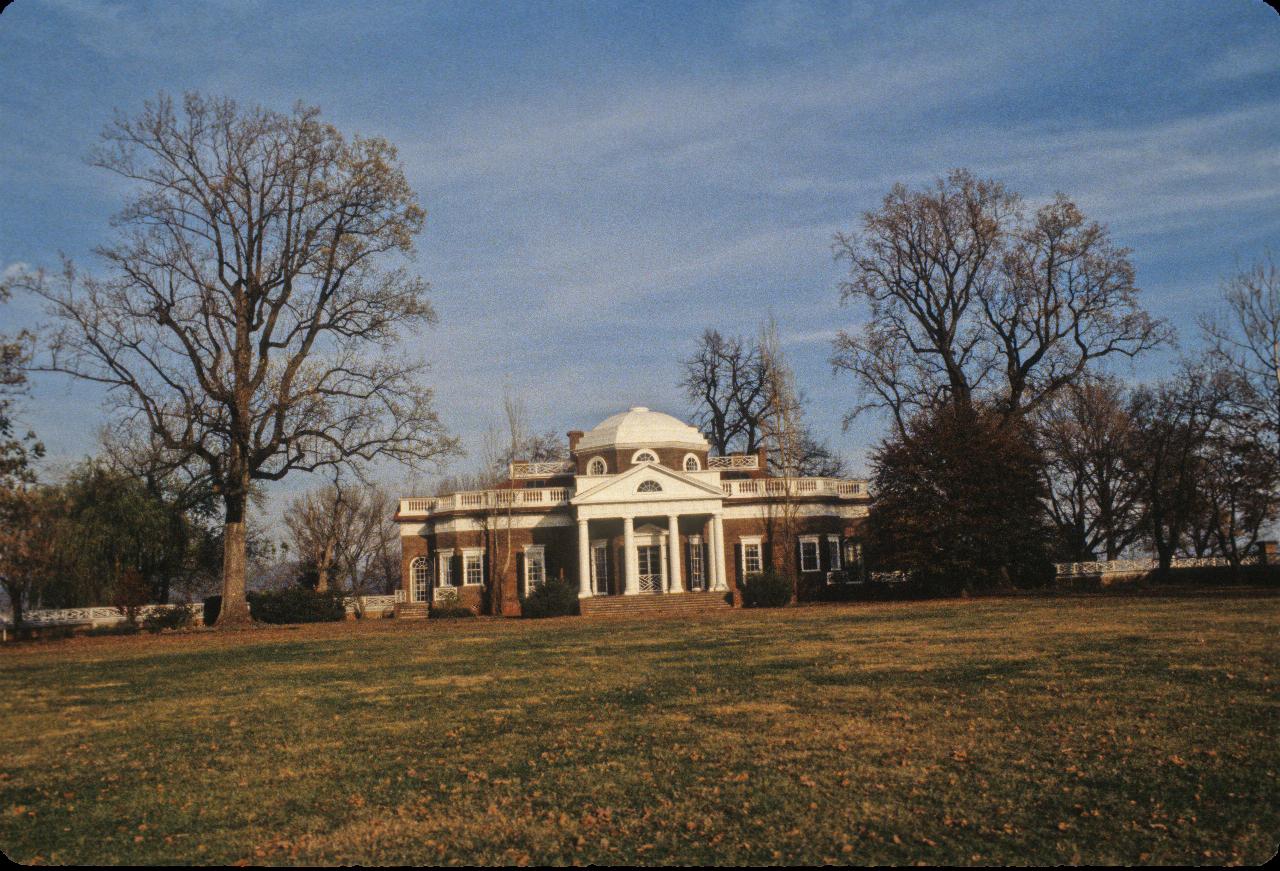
left=569, top=407, right=729, bottom=597
left=572, top=461, right=729, bottom=596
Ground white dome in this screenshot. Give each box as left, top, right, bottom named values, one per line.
left=577, top=406, right=708, bottom=452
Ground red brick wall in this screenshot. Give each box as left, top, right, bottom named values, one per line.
left=573, top=446, right=709, bottom=476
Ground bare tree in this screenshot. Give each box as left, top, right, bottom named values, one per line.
left=7, top=93, right=458, bottom=625
left=832, top=170, right=1168, bottom=432
left=1201, top=251, right=1280, bottom=462
left=1127, top=365, right=1235, bottom=576
left=286, top=482, right=400, bottom=600
left=758, top=316, right=804, bottom=589
left=1197, top=420, right=1279, bottom=573
left=680, top=329, right=772, bottom=455
left=1038, top=376, right=1143, bottom=560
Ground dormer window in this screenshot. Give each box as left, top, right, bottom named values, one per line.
left=587, top=457, right=607, bottom=476
left=637, top=480, right=663, bottom=493
left=631, top=449, right=658, bottom=464
left=683, top=454, right=701, bottom=471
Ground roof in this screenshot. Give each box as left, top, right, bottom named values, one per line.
left=576, top=406, right=709, bottom=452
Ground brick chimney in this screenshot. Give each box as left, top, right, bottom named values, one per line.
left=567, top=430, right=584, bottom=454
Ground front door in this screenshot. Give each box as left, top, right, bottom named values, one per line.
left=591, top=542, right=610, bottom=595
left=637, top=544, right=663, bottom=593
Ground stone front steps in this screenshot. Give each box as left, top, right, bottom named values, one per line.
left=579, top=590, right=733, bottom=618
left=394, top=602, right=430, bottom=620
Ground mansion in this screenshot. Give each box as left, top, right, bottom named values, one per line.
left=395, top=407, right=871, bottom=616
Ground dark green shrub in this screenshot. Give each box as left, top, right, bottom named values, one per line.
left=521, top=576, right=580, bottom=618
left=429, top=602, right=476, bottom=619
left=740, top=569, right=793, bottom=608
left=85, top=623, right=140, bottom=637
left=143, top=604, right=194, bottom=633
left=247, top=588, right=346, bottom=624
left=203, top=595, right=222, bottom=626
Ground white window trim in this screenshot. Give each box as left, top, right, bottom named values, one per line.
left=799, top=535, right=821, bottom=573
left=827, top=535, right=842, bottom=571
left=636, top=479, right=663, bottom=493
left=740, top=535, right=764, bottom=576
left=682, top=452, right=701, bottom=471
left=410, top=556, right=430, bottom=602
left=630, top=448, right=659, bottom=464
left=586, top=456, right=607, bottom=475
left=462, top=547, right=485, bottom=586
left=436, top=549, right=456, bottom=588
left=523, top=544, right=546, bottom=590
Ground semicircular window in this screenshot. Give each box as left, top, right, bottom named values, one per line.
left=637, top=480, right=663, bottom=493
left=633, top=450, right=658, bottom=463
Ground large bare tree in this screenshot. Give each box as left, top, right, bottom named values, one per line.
left=8, top=93, right=457, bottom=625
left=831, top=170, right=1168, bottom=432
left=679, top=329, right=773, bottom=455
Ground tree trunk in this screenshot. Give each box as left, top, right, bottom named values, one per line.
left=216, top=487, right=252, bottom=626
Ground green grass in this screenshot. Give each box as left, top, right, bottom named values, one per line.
left=1, top=594, right=1277, bottom=865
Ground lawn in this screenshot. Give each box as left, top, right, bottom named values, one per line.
left=1, top=594, right=1277, bottom=866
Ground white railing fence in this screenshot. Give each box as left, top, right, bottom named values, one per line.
left=708, top=454, right=760, bottom=470
left=509, top=460, right=575, bottom=479
left=1055, top=555, right=1265, bottom=577
left=1, top=602, right=205, bottom=629
left=3, top=594, right=403, bottom=629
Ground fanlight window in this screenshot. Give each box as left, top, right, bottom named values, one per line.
left=587, top=457, right=607, bottom=475
left=632, top=449, right=658, bottom=464
left=683, top=454, right=700, bottom=471
left=637, top=480, right=663, bottom=493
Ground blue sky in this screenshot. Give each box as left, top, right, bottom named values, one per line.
left=2, top=0, right=1279, bottom=519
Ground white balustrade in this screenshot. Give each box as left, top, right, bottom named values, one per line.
left=719, top=477, right=869, bottom=500
left=398, top=487, right=572, bottom=517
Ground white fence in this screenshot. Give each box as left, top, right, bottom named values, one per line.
left=2, top=594, right=401, bottom=630
left=1055, top=555, right=1264, bottom=577
left=0, top=602, right=204, bottom=629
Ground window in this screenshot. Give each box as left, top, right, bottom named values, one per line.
left=827, top=535, right=842, bottom=571
left=463, top=549, right=484, bottom=586
left=688, top=535, right=704, bottom=589
left=799, top=536, right=820, bottom=572
left=587, top=457, right=606, bottom=475
left=742, top=538, right=763, bottom=576
left=683, top=453, right=701, bottom=471
left=637, top=480, right=663, bottom=493
left=437, top=550, right=455, bottom=587
left=524, top=545, right=546, bottom=591
left=631, top=449, right=658, bottom=464
left=411, top=556, right=430, bottom=602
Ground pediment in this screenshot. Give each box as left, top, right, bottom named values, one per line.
left=571, top=463, right=725, bottom=506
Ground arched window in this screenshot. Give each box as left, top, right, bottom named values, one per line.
left=683, top=453, right=701, bottom=471
left=410, top=556, right=430, bottom=602
left=637, top=480, right=663, bottom=493
left=631, top=449, right=658, bottom=464
left=587, top=457, right=607, bottom=475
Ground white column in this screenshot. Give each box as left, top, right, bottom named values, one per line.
left=667, top=514, right=684, bottom=593
left=623, top=516, right=640, bottom=595
left=705, top=520, right=719, bottom=591
left=711, top=513, right=728, bottom=591
left=577, top=518, right=591, bottom=598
